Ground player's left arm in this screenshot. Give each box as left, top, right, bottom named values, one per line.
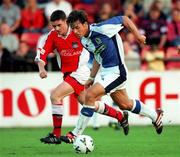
left=85, top=59, right=100, bottom=88
left=122, top=16, right=146, bottom=45
left=90, top=59, right=100, bottom=79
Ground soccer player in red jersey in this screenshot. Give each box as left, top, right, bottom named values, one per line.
left=35, top=10, right=129, bottom=144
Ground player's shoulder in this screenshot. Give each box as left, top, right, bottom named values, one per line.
left=47, top=29, right=58, bottom=37
left=69, top=30, right=78, bottom=37
left=90, top=16, right=124, bottom=36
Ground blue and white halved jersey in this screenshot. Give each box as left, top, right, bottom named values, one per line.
left=81, top=16, right=125, bottom=68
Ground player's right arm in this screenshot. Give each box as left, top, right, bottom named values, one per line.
left=35, top=31, right=55, bottom=79
left=37, top=60, right=47, bottom=79
left=93, top=16, right=146, bottom=45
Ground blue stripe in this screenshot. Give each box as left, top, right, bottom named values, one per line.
left=132, top=100, right=141, bottom=114
left=81, top=107, right=94, bottom=117
left=105, top=64, right=127, bottom=93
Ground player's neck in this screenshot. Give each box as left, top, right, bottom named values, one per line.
left=84, top=25, right=90, bottom=38
left=61, top=26, right=70, bottom=37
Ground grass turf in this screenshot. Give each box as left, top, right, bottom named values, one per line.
left=0, top=126, right=180, bottom=157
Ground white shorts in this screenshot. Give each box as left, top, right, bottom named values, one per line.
left=95, top=65, right=128, bottom=94
left=70, top=64, right=90, bottom=85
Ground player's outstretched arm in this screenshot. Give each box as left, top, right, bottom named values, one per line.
left=90, top=59, right=100, bottom=79
left=37, top=60, right=47, bottom=79
left=122, top=16, right=146, bottom=45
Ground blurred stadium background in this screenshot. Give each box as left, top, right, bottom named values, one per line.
left=0, top=0, right=180, bottom=156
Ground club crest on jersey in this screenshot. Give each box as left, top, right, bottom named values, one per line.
left=72, top=42, right=78, bottom=48
left=95, top=38, right=102, bottom=45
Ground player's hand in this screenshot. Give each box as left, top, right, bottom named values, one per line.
left=85, top=79, right=94, bottom=89
left=39, top=69, right=47, bottom=79
left=137, top=35, right=146, bottom=45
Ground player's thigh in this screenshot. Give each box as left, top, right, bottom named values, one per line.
left=78, top=90, right=86, bottom=105
left=110, top=89, right=132, bottom=109
left=52, top=81, right=74, bottom=99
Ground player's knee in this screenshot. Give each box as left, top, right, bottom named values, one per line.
left=85, top=90, right=96, bottom=102
left=78, top=92, right=85, bottom=105
left=50, top=90, right=59, bottom=103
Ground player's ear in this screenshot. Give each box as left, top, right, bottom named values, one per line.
left=64, top=19, right=67, bottom=24
left=84, top=21, right=88, bottom=27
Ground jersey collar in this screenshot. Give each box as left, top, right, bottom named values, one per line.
left=57, top=26, right=71, bottom=39
left=87, top=25, right=93, bottom=38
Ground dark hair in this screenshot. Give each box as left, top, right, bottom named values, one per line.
left=50, top=10, right=66, bottom=22
left=150, top=4, right=160, bottom=12
left=67, top=10, right=88, bottom=25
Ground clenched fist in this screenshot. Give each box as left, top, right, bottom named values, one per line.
left=85, top=78, right=94, bottom=89
left=137, top=35, right=146, bottom=45
left=39, top=69, right=47, bottom=79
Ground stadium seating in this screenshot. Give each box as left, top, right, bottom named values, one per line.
left=21, top=33, right=42, bottom=50
left=74, top=3, right=97, bottom=23
left=66, top=0, right=81, bottom=7
left=166, top=47, right=180, bottom=70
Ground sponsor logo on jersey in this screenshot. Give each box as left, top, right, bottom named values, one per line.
left=94, top=45, right=106, bottom=54
left=61, top=49, right=82, bottom=56
left=72, top=42, right=79, bottom=48
left=94, top=38, right=106, bottom=54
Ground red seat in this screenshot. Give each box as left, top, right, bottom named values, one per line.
left=66, top=0, right=81, bottom=7
left=21, top=33, right=42, bottom=49
left=166, top=47, right=180, bottom=70
left=74, top=3, right=97, bottom=23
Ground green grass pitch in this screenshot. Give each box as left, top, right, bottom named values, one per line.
left=0, top=126, right=179, bottom=157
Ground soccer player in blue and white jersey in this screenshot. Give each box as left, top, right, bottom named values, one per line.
left=61, top=10, right=164, bottom=143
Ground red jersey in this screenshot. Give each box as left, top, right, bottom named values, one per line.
left=37, top=28, right=87, bottom=73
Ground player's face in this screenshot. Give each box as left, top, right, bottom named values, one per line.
left=70, top=20, right=89, bottom=38
left=51, top=19, right=68, bottom=36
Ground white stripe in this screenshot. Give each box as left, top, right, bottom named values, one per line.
left=54, top=49, right=61, bottom=68
left=52, top=104, right=64, bottom=115
left=25, top=89, right=40, bottom=116
left=157, top=121, right=162, bottom=127
left=115, top=34, right=125, bottom=65
left=37, top=29, right=54, bottom=50
left=91, top=24, right=123, bottom=38
left=95, top=101, right=105, bottom=114
left=156, top=113, right=163, bottom=125
left=131, top=100, right=137, bottom=112
left=83, top=104, right=95, bottom=109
